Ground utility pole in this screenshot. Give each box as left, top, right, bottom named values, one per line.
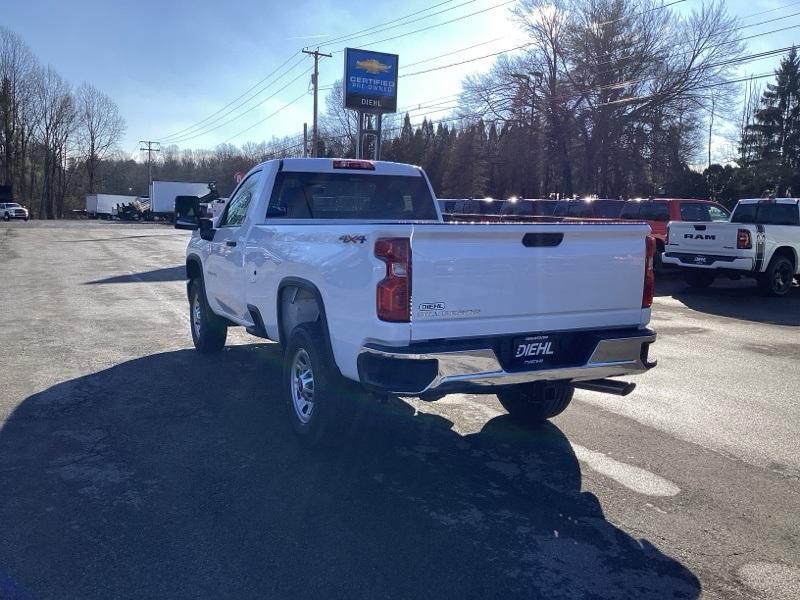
left=139, top=140, right=161, bottom=186
left=302, top=48, right=331, bottom=158
left=303, top=123, right=308, bottom=157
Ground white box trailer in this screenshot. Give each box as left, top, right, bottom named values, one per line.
left=86, top=194, right=138, bottom=218
left=149, top=181, right=211, bottom=217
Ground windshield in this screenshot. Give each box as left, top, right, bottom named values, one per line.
left=268, top=172, right=438, bottom=220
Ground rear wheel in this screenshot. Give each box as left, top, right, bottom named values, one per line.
left=496, top=382, right=574, bottom=425
left=3, top=213, right=9, bottom=221
left=283, top=322, right=355, bottom=448
left=188, top=279, right=227, bottom=353
left=684, top=269, right=715, bottom=289
left=759, top=255, right=795, bottom=297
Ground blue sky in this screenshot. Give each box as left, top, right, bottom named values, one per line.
left=4, top=0, right=799, bottom=159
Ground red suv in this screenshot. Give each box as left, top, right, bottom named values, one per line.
left=620, top=198, right=730, bottom=270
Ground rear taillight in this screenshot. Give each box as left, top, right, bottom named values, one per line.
left=643, top=235, right=655, bottom=309
left=375, top=238, right=411, bottom=322
left=737, top=228, right=752, bottom=249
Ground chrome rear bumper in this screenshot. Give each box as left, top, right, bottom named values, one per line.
left=358, top=330, right=656, bottom=395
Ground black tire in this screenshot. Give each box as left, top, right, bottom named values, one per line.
left=759, top=255, right=795, bottom=297
left=3, top=213, right=9, bottom=221
left=23, top=217, right=28, bottom=221
left=496, top=382, right=574, bottom=425
left=684, top=269, right=715, bottom=289
left=653, top=245, right=664, bottom=275
left=283, top=322, right=355, bottom=448
left=188, top=279, right=227, bottom=353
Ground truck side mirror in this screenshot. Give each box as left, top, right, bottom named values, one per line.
left=175, top=195, right=200, bottom=230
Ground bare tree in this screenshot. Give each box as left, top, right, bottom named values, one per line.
left=0, top=26, right=38, bottom=193
left=320, top=80, right=358, bottom=157
left=34, top=66, right=75, bottom=218
left=76, top=82, right=125, bottom=193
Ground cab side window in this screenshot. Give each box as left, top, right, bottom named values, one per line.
left=640, top=202, right=670, bottom=222
left=680, top=202, right=711, bottom=222
left=220, top=171, right=261, bottom=227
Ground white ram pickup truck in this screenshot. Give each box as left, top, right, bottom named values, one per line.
left=175, top=158, right=657, bottom=446
left=663, top=198, right=800, bottom=296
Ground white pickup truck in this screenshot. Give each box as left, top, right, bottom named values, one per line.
left=663, top=198, right=800, bottom=296
left=175, top=158, right=657, bottom=446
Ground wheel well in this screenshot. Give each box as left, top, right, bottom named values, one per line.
left=277, top=280, right=341, bottom=376
left=186, top=257, right=202, bottom=281
left=772, top=246, right=797, bottom=270
left=185, top=257, right=203, bottom=300
left=278, top=285, right=321, bottom=344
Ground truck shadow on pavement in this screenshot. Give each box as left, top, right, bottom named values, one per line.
left=83, top=266, right=186, bottom=285
left=656, top=274, right=800, bottom=326
left=0, top=345, right=700, bottom=600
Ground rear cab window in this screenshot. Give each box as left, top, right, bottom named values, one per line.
left=732, top=202, right=800, bottom=226
left=267, top=171, right=438, bottom=220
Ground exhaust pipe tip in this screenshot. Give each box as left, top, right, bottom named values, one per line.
left=574, top=379, right=637, bottom=397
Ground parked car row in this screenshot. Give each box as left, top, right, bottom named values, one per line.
left=441, top=197, right=731, bottom=270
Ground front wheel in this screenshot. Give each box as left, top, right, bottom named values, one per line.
left=283, top=323, right=355, bottom=448
left=496, top=382, right=574, bottom=425
left=684, top=269, right=715, bottom=289
left=188, top=279, right=227, bottom=353
left=759, top=255, right=795, bottom=297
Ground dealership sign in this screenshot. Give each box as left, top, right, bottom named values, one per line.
left=343, top=48, right=398, bottom=113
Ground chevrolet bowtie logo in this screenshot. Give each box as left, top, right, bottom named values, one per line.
left=355, top=59, right=392, bottom=74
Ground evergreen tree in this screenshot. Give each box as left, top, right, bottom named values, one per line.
left=742, top=48, right=800, bottom=195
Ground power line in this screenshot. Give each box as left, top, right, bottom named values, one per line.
left=223, top=91, right=308, bottom=143
left=329, top=0, right=519, bottom=55
left=159, top=52, right=302, bottom=142
left=165, top=67, right=312, bottom=145
left=322, top=0, right=480, bottom=48
left=318, top=0, right=464, bottom=47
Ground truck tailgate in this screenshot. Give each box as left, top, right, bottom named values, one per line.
left=409, top=223, right=649, bottom=341
left=666, top=221, right=741, bottom=255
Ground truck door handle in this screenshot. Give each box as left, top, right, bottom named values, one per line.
left=522, top=232, right=563, bottom=247
left=226, top=240, right=237, bottom=247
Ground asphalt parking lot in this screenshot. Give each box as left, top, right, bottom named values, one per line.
left=1, top=221, right=798, bottom=600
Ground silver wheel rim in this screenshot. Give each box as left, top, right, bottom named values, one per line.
left=192, top=295, right=202, bottom=337
left=290, top=348, right=315, bottom=424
